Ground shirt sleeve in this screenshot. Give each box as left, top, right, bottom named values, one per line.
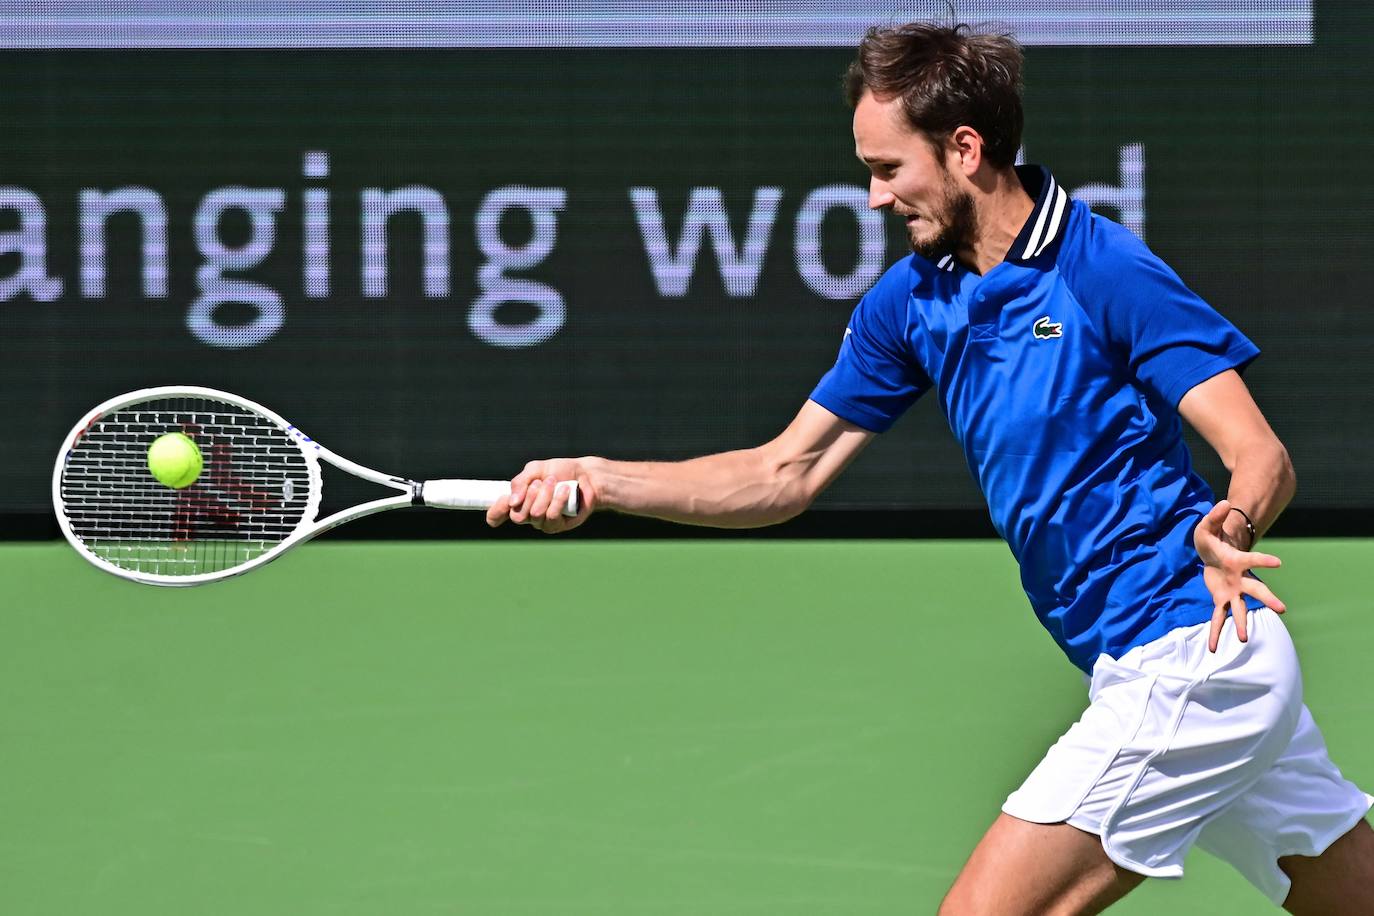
left=1077, top=221, right=1259, bottom=407
left=808, top=262, right=931, bottom=433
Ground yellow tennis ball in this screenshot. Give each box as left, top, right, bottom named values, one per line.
left=147, top=432, right=203, bottom=489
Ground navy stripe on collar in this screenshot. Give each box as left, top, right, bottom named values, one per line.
left=1007, top=164, right=1070, bottom=264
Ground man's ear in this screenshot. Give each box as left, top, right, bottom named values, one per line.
left=949, top=125, right=984, bottom=177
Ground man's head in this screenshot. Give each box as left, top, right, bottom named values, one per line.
left=846, top=23, right=1024, bottom=259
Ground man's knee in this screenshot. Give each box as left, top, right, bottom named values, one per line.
left=937, top=873, right=997, bottom=916
left=936, top=887, right=973, bottom=915
left=940, top=816, right=1144, bottom=916
left=939, top=865, right=1140, bottom=916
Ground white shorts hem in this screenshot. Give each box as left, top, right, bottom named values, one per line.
left=998, top=804, right=1184, bottom=880
left=1069, top=812, right=1184, bottom=880
left=1293, top=792, right=1374, bottom=860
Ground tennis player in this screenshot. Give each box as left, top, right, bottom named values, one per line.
left=488, top=23, right=1374, bottom=914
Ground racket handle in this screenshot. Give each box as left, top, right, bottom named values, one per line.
left=421, top=478, right=580, bottom=516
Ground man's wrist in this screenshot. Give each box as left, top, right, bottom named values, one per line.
left=1228, top=505, right=1258, bottom=548
left=1220, top=519, right=1250, bottom=551
left=1222, top=509, right=1256, bottom=549
left=581, top=456, right=615, bottom=512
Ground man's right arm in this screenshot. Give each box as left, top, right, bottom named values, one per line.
left=485, top=400, right=875, bottom=534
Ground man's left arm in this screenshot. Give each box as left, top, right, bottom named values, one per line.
left=1179, top=369, right=1296, bottom=651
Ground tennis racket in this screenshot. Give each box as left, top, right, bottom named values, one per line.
left=52, top=386, right=578, bottom=587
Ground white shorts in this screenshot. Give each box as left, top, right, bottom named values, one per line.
left=1003, top=608, right=1373, bottom=905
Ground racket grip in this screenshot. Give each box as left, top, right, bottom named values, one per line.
left=421, top=478, right=580, bottom=516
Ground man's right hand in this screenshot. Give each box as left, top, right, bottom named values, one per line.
left=486, top=458, right=600, bottom=534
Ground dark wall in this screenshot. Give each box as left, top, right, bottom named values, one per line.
left=6, top=3, right=1372, bottom=535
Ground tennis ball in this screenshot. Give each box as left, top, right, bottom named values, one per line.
left=147, top=432, right=203, bottom=489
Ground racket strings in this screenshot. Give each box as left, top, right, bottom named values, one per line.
left=59, top=396, right=314, bottom=577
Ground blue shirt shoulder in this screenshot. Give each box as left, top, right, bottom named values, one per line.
left=1056, top=209, right=1259, bottom=407
left=807, top=255, right=932, bottom=433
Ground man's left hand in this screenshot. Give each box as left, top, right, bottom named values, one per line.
left=1194, top=499, right=1286, bottom=652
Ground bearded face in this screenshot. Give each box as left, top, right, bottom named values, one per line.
left=903, top=165, right=978, bottom=262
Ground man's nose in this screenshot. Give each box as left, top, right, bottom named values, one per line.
left=868, top=178, right=894, bottom=210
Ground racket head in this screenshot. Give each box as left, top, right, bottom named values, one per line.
left=52, top=386, right=322, bottom=586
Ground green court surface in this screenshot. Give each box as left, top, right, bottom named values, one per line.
left=3, top=539, right=1371, bottom=914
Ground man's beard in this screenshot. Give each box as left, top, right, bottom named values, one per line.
left=906, top=175, right=977, bottom=262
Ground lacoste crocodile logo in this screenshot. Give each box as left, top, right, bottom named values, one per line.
left=1033, top=316, right=1063, bottom=340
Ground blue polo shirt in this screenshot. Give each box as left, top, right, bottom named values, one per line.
left=811, top=165, right=1261, bottom=673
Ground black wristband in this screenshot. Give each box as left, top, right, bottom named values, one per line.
left=1228, top=505, right=1257, bottom=549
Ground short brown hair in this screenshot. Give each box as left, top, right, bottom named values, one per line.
left=845, top=23, right=1024, bottom=169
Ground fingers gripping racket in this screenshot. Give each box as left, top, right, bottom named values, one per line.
left=53, top=386, right=578, bottom=586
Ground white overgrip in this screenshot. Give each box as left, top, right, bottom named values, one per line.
left=422, top=478, right=580, bottom=516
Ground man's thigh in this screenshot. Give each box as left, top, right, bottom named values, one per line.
left=940, top=813, right=1145, bottom=916
left=1279, top=819, right=1374, bottom=915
